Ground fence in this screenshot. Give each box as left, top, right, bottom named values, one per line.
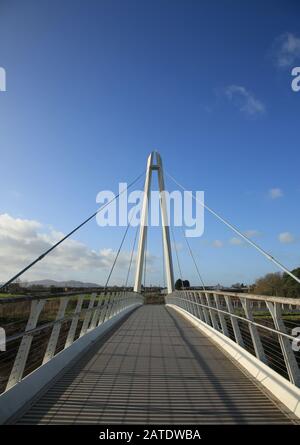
left=166, top=290, right=300, bottom=387
left=0, top=291, right=143, bottom=393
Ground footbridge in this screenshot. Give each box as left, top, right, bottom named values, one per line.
left=0, top=152, right=299, bottom=424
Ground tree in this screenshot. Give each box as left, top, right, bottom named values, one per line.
left=175, top=279, right=183, bottom=290
left=231, top=282, right=242, bottom=289
left=281, top=267, right=300, bottom=298
left=254, top=272, right=284, bottom=296
left=175, top=279, right=190, bottom=290
left=8, top=278, right=23, bottom=293
left=183, top=280, right=190, bottom=289
left=253, top=267, right=300, bottom=298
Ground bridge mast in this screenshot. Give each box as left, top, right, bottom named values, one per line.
left=134, top=151, right=174, bottom=294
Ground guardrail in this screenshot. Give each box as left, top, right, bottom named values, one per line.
left=166, top=290, right=300, bottom=387
left=0, top=291, right=143, bottom=393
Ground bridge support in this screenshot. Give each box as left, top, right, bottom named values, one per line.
left=134, top=151, right=174, bottom=294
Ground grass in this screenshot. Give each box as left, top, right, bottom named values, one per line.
left=0, top=293, right=19, bottom=298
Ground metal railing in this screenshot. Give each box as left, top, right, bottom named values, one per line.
left=0, top=291, right=143, bottom=393
left=166, top=290, right=300, bottom=387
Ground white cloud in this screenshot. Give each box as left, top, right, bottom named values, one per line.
left=0, top=213, right=156, bottom=284
left=272, top=33, right=300, bottom=68
left=229, top=230, right=260, bottom=246
left=278, top=232, right=295, bottom=244
left=269, top=188, right=283, bottom=199
left=229, top=237, right=243, bottom=246
left=225, top=85, right=265, bottom=116
left=212, top=240, right=223, bottom=248
left=243, top=229, right=260, bottom=238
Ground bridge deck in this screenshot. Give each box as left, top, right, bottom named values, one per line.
left=16, top=305, right=295, bottom=424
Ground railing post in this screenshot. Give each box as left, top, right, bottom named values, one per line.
left=180, top=291, right=187, bottom=311
left=176, top=292, right=182, bottom=309
left=98, top=293, right=110, bottom=325
left=188, top=292, right=196, bottom=316
left=80, top=293, right=96, bottom=337
left=193, top=292, right=201, bottom=319
left=117, top=292, right=123, bottom=313
left=181, top=291, right=187, bottom=310
left=42, top=296, right=69, bottom=364
left=108, top=292, right=116, bottom=318
left=266, top=301, right=300, bottom=386
left=240, top=297, right=267, bottom=364
left=121, top=292, right=127, bottom=311
left=194, top=292, right=204, bottom=321
left=200, top=292, right=211, bottom=326
left=120, top=292, right=126, bottom=312
left=192, top=292, right=203, bottom=321
left=103, top=293, right=113, bottom=322
left=205, top=293, right=219, bottom=331
left=65, top=295, right=84, bottom=348
left=90, top=294, right=104, bottom=329
left=115, top=292, right=121, bottom=314
left=106, top=292, right=116, bottom=319
left=185, top=291, right=192, bottom=313
left=224, top=296, right=244, bottom=347
left=183, top=291, right=191, bottom=313
left=214, top=293, right=229, bottom=336
left=6, top=299, right=45, bottom=390
left=193, top=292, right=200, bottom=317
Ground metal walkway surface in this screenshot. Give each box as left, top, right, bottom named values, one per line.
left=15, top=306, right=296, bottom=424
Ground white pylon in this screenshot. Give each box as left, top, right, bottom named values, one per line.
left=134, top=151, right=175, bottom=294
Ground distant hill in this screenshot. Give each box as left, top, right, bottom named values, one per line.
left=22, top=280, right=101, bottom=288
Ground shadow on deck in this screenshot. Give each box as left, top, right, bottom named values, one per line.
left=15, top=305, right=295, bottom=424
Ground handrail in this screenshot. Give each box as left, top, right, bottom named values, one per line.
left=166, top=290, right=300, bottom=387
left=0, top=291, right=143, bottom=393
left=0, top=289, right=132, bottom=304
left=176, top=296, right=296, bottom=341
left=200, top=290, right=300, bottom=306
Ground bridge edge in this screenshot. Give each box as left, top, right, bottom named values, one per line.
left=167, top=303, right=300, bottom=420
left=0, top=303, right=142, bottom=425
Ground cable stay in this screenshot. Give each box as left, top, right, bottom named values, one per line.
left=180, top=226, right=206, bottom=291
left=108, top=211, right=140, bottom=292
left=104, top=223, right=132, bottom=290
left=166, top=171, right=300, bottom=286
left=170, top=222, right=206, bottom=291
left=123, top=225, right=139, bottom=291
left=167, top=171, right=206, bottom=291
left=170, top=225, right=184, bottom=284
left=143, top=232, right=148, bottom=292
left=161, top=229, right=166, bottom=289
left=0, top=171, right=145, bottom=291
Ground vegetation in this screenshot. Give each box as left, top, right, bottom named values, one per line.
left=2, top=267, right=300, bottom=299
left=253, top=267, right=300, bottom=298
left=231, top=282, right=247, bottom=289
left=0, top=293, right=18, bottom=298
left=175, top=279, right=190, bottom=290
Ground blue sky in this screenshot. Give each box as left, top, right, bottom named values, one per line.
left=0, top=0, right=300, bottom=286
